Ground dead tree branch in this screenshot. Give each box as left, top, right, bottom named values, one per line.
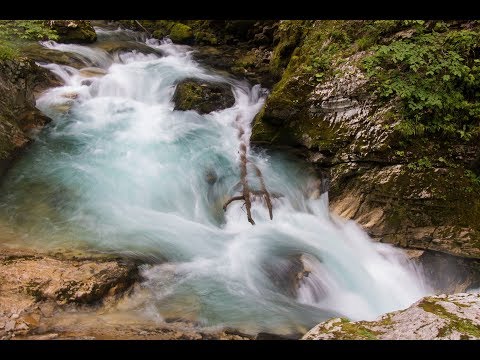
left=252, top=163, right=273, bottom=220
left=223, top=114, right=274, bottom=225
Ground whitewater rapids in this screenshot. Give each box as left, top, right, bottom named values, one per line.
left=0, top=27, right=430, bottom=334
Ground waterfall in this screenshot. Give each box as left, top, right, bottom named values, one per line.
left=0, top=30, right=430, bottom=335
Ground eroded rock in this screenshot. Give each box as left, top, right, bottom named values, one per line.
left=0, top=58, right=52, bottom=177
left=0, top=247, right=138, bottom=313
left=302, top=293, right=480, bottom=340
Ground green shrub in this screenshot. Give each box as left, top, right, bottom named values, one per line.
left=0, top=20, right=58, bottom=59
left=0, top=20, right=58, bottom=41
left=363, top=26, right=480, bottom=139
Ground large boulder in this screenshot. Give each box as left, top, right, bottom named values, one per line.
left=46, top=20, right=97, bottom=44
left=0, top=247, right=138, bottom=311
left=172, top=79, right=235, bottom=114
left=302, top=293, right=480, bottom=340
left=169, top=23, right=194, bottom=44
left=0, top=245, right=138, bottom=340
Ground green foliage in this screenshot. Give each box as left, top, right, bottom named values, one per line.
left=0, top=43, right=19, bottom=60
left=363, top=25, right=480, bottom=139
left=302, top=21, right=353, bottom=80
left=270, top=20, right=310, bottom=77
left=407, top=156, right=433, bottom=170
left=0, top=20, right=58, bottom=60
left=465, top=169, right=480, bottom=186
left=0, top=20, right=58, bottom=41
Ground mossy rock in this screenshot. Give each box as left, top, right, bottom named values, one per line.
left=169, top=23, right=194, bottom=44
left=172, top=79, right=235, bottom=114
left=303, top=293, right=480, bottom=340
left=46, top=20, right=97, bottom=44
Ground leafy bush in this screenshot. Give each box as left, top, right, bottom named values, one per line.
left=363, top=25, right=480, bottom=139
left=0, top=20, right=58, bottom=59
left=0, top=20, right=58, bottom=41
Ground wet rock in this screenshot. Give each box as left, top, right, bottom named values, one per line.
left=173, top=78, right=235, bottom=114
left=27, top=333, right=59, bottom=340
left=412, top=250, right=480, bottom=294
left=79, top=67, right=107, bottom=78
left=93, top=40, right=157, bottom=55
left=255, top=332, right=299, bottom=340
left=169, top=23, right=194, bottom=44
left=193, top=45, right=276, bottom=88
left=39, top=302, right=57, bottom=318
left=46, top=20, right=97, bottom=44
left=261, top=254, right=318, bottom=299
left=0, top=247, right=139, bottom=314
left=205, top=169, right=217, bottom=184
left=15, top=322, right=29, bottom=331
left=0, top=58, right=52, bottom=178
left=22, top=313, right=41, bottom=328
left=4, top=320, right=15, bottom=332
left=302, top=293, right=480, bottom=340
left=20, top=42, right=85, bottom=69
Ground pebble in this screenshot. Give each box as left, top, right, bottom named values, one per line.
left=10, top=313, right=19, bottom=320
left=5, top=320, right=16, bottom=332
left=15, top=322, right=29, bottom=331
left=39, top=303, right=56, bottom=318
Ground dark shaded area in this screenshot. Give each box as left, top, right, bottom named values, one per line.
left=413, top=250, right=480, bottom=293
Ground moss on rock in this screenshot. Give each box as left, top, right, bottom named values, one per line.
left=172, top=79, right=235, bottom=114
left=0, top=58, right=52, bottom=177
left=303, top=293, right=480, bottom=340
left=46, top=20, right=96, bottom=44
left=169, top=23, right=194, bottom=44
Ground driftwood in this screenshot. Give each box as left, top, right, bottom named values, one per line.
left=135, top=20, right=152, bottom=37
left=252, top=163, right=273, bottom=220
left=223, top=115, right=274, bottom=225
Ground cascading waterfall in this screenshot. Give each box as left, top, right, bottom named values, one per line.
left=0, top=28, right=430, bottom=335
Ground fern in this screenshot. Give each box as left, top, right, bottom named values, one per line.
left=363, top=27, right=480, bottom=140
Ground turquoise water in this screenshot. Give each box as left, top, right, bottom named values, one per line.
left=0, top=29, right=429, bottom=334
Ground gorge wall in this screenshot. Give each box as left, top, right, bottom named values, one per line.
left=248, top=20, right=480, bottom=262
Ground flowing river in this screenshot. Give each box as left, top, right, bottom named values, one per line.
left=0, top=27, right=430, bottom=335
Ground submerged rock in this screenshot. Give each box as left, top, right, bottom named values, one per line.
left=302, top=293, right=480, bottom=340
left=46, top=20, right=97, bottom=44
left=78, top=67, right=107, bottom=78
left=172, top=78, right=235, bottom=114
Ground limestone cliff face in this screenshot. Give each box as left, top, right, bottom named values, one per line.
left=302, top=292, right=480, bottom=340
left=251, top=20, right=480, bottom=259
